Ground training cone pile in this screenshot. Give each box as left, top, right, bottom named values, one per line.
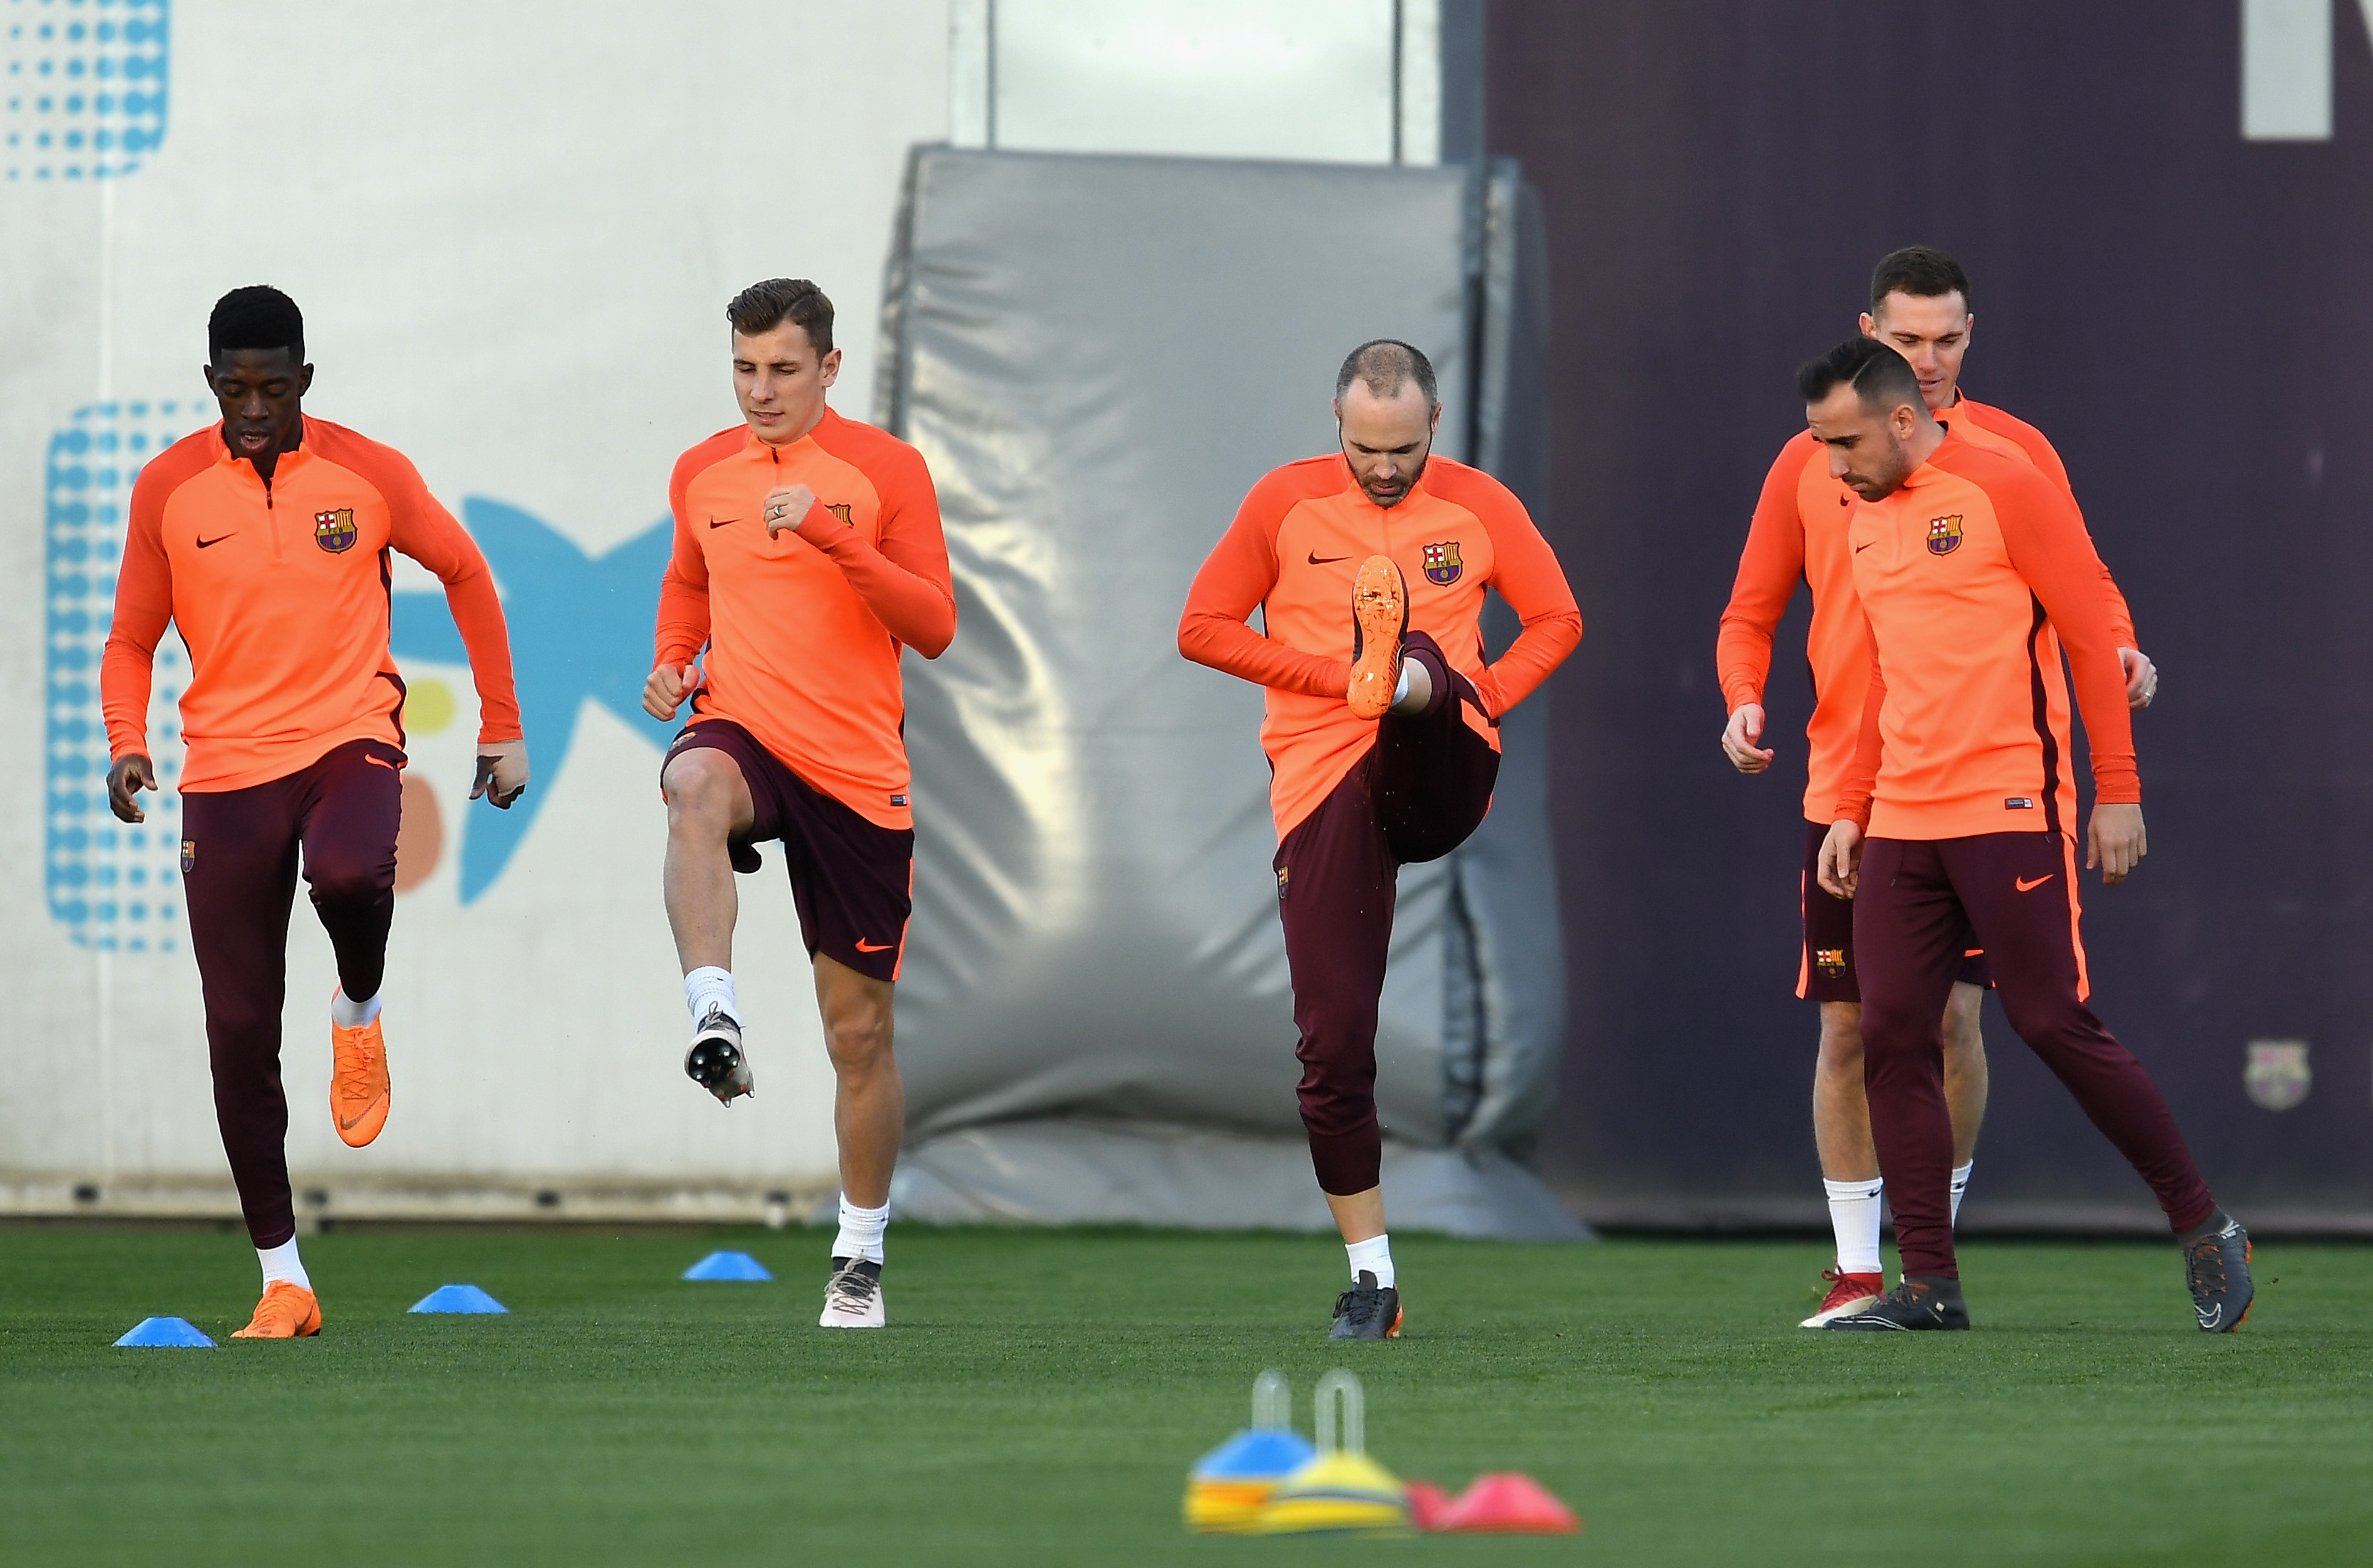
left=1184, top=1369, right=1316, bottom=1532
left=1254, top=1369, right=1410, bottom=1535
left=114, top=1316, right=214, bottom=1348
left=682, top=1250, right=773, bottom=1282
left=1435, top=1471, right=1581, bottom=1534
left=408, top=1284, right=508, bottom=1314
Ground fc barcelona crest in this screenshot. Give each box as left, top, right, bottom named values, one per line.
left=1815, top=947, right=1847, bottom=978
left=2243, top=1039, right=2311, bottom=1112
left=826, top=502, right=854, bottom=526
left=314, top=508, right=358, bottom=554
left=180, top=838, right=197, bottom=875
left=1422, top=540, right=1464, bottom=586
left=1925, top=514, right=1964, bottom=555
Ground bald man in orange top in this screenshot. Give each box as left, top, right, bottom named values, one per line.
left=1715, top=246, right=2157, bottom=1327
left=103, top=286, right=528, bottom=1339
left=1180, top=340, right=1581, bottom=1339
left=1798, top=337, right=2249, bottom=1332
left=644, top=278, right=955, bottom=1330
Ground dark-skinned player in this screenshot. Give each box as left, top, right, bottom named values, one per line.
left=103, top=286, right=528, bottom=1337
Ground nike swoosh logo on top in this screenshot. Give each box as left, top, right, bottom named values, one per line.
left=1308, top=551, right=1351, bottom=565
left=709, top=517, right=738, bottom=529
left=196, top=533, right=235, bottom=548
left=2015, top=874, right=2054, bottom=892
left=855, top=939, right=894, bottom=953
left=1853, top=541, right=1875, bottom=553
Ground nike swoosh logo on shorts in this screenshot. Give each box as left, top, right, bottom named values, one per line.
left=197, top=533, right=235, bottom=548
left=2015, top=874, right=2053, bottom=892
left=365, top=755, right=398, bottom=770
left=1308, top=551, right=1350, bottom=565
left=855, top=939, right=894, bottom=953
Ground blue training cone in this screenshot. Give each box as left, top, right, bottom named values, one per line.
left=115, top=1316, right=214, bottom=1348
left=409, top=1284, right=508, bottom=1314
left=682, top=1250, right=773, bottom=1282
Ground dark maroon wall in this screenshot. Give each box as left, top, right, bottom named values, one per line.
left=1491, top=2, right=2373, bottom=1228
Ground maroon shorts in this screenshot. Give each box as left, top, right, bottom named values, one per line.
left=1799, top=817, right=1990, bottom=1002
left=662, top=719, right=914, bottom=983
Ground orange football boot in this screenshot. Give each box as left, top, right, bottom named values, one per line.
left=231, top=1280, right=322, bottom=1339
left=1346, top=555, right=1407, bottom=720
left=330, top=992, right=391, bottom=1148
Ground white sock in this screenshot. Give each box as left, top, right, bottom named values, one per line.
left=1345, top=1233, right=1394, bottom=1288
left=258, top=1238, right=311, bottom=1292
left=831, top=1196, right=889, bottom=1265
left=684, top=966, right=739, bottom=1025
left=1824, top=1177, right=1885, bottom=1275
left=330, top=989, right=382, bottom=1029
left=1391, top=663, right=1412, bottom=706
left=1950, top=1161, right=1974, bottom=1226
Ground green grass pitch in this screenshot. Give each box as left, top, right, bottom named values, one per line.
left=2, top=1225, right=2368, bottom=1565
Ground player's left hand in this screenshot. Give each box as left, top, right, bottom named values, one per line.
left=471, top=738, right=530, bottom=810
left=1721, top=702, right=1774, bottom=774
left=2119, top=647, right=2157, bottom=709
left=763, top=484, right=818, bottom=538
left=1817, top=820, right=1863, bottom=899
left=2087, top=802, right=2146, bottom=884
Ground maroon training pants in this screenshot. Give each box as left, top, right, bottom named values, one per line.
left=179, top=738, right=404, bottom=1248
left=1274, top=632, right=1500, bottom=1196
left=1853, top=830, right=2216, bottom=1277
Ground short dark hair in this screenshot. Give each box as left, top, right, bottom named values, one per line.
left=1869, top=246, right=1971, bottom=315
left=727, top=278, right=834, bottom=354
left=1797, top=335, right=1924, bottom=415
left=1335, top=338, right=1438, bottom=408
left=209, top=286, right=304, bottom=363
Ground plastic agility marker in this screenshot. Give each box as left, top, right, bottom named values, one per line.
left=408, top=1284, right=508, bottom=1314
left=1184, top=1369, right=1315, bottom=1532
left=1438, top=1472, right=1581, bottom=1534
left=115, top=1316, right=215, bottom=1347
left=1257, top=1369, right=1410, bottom=1535
left=682, top=1250, right=773, bottom=1281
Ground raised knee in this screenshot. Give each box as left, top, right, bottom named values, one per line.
left=664, top=754, right=737, bottom=830
left=306, top=859, right=387, bottom=911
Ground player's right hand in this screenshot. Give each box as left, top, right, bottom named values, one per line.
left=1817, top=820, right=1863, bottom=899
left=643, top=662, right=696, bottom=721
left=1721, top=702, right=1774, bottom=774
left=107, top=754, right=157, bottom=825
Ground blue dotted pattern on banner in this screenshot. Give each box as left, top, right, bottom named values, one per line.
left=4, top=0, right=170, bottom=181
left=47, top=403, right=193, bottom=953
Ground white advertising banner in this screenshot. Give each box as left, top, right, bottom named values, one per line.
left=1, top=1, right=950, bottom=1217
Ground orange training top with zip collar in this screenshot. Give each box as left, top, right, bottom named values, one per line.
left=102, top=417, right=522, bottom=793
left=653, top=407, right=956, bottom=832
left=1178, top=451, right=1582, bottom=840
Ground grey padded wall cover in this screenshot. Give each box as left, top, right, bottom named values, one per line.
left=875, top=147, right=1581, bottom=1238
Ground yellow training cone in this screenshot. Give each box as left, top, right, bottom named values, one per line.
left=1257, top=1369, right=1410, bottom=1535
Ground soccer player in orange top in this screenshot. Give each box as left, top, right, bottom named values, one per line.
left=1715, top=247, right=2158, bottom=1326
left=644, top=278, right=955, bottom=1329
left=1798, top=337, right=2248, bottom=1332
left=1179, top=340, right=1581, bottom=1338
left=103, top=286, right=528, bottom=1339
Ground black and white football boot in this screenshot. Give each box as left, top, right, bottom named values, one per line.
left=1329, top=1270, right=1403, bottom=1339
left=2182, top=1211, right=2254, bottom=1332
left=1825, top=1275, right=1971, bottom=1331
left=683, top=1006, right=753, bottom=1105
left=819, top=1257, right=885, bottom=1329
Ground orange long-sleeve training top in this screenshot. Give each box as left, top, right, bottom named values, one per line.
left=103, top=418, right=522, bottom=793
left=1835, top=426, right=2137, bottom=840
left=1178, top=451, right=1582, bottom=840
left=654, top=407, right=955, bottom=831
left=1715, top=394, right=2134, bottom=823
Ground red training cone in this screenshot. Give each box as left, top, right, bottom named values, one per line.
left=1439, top=1472, right=1581, bottom=1534
left=1402, top=1480, right=1455, bottom=1532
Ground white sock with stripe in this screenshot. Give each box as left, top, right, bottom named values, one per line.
left=832, top=1196, right=889, bottom=1265
left=1950, top=1161, right=1974, bottom=1225
left=684, top=966, right=739, bottom=1025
